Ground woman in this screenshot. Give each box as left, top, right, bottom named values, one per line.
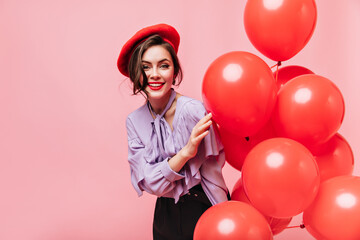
left=117, top=23, right=229, bottom=240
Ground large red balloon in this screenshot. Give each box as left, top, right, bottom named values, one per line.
left=244, top=0, right=317, bottom=61
left=219, top=128, right=251, bottom=171
left=248, top=120, right=277, bottom=147
left=242, top=138, right=320, bottom=218
left=202, top=51, right=277, bottom=137
left=309, top=133, right=354, bottom=182
left=231, top=178, right=292, bottom=235
left=273, top=65, right=314, bottom=90
left=303, top=176, right=360, bottom=240
left=194, top=201, right=273, bottom=240
left=272, top=74, right=345, bottom=147
left=219, top=120, right=277, bottom=171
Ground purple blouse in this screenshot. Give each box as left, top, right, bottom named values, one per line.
left=126, top=89, right=228, bottom=205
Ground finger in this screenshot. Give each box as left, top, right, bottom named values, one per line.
left=193, top=130, right=209, bottom=145
left=192, top=119, right=212, bottom=138
left=194, top=114, right=212, bottom=131
left=196, top=112, right=212, bottom=126
left=195, top=120, right=212, bottom=134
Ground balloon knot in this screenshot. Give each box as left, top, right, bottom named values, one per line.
left=245, top=136, right=250, bottom=141
left=277, top=61, right=282, bottom=66
left=300, top=224, right=305, bottom=229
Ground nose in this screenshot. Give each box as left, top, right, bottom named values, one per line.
left=150, top=67, right=160, bottom=80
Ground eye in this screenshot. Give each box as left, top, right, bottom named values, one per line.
left=142, top=65, right=150, bottom=70
left=160, top=64, right=170, bottom=69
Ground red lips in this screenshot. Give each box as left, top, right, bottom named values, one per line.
left=148, top=82, right=165, bottom=91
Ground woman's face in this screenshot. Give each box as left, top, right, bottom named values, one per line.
left=141, top=45, right=174, bottom=102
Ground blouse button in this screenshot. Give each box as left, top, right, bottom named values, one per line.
left=194, top=194, right=198, bottom=197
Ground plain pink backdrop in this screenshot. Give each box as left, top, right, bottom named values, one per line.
left=1, top=0, right=359, bottom=239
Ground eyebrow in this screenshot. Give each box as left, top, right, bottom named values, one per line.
left=141, top=58, right=171, bottom=64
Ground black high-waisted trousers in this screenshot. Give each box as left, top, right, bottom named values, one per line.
left=153, top=184, right=229, bottom=240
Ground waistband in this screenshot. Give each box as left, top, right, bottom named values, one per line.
left=160, top=184, right=211, bottom=205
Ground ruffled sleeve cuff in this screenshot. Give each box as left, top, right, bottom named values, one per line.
left=185, top=99, right=224, bottom=158
left=160, top=157, right=185, bottom=182
left=203, top=124, right=223, bottom=158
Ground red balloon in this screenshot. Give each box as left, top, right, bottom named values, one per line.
left=231, top=178, right=251, bottom=203
left=242, top=138, right=320, bottom=218
left=249, top=120, right=277, bottom=147
left=194, top=201, right=273, bottom=240
left=231, top=178, right=292, bottom=235
left=219, top=128, right=251, bottom=171
left=244, top=0, right=317, bottom=61
left=219, top=119, right=277, bottom=171
left=273, top=65, right=314, bottom=90
left=202, top=51, right=277, bottom=137
left=308, top=133, right=354, bottom=182
left=268, top=218, right=292, bottom=236
left=272, top=74, right=345, bottom=147
left=303, top=176, right=360, bottom=240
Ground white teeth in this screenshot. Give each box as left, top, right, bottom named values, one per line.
left=149, top=83, right=163, bottom=87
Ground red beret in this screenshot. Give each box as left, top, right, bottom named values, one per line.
left=117, top=23, right=180, bottom=77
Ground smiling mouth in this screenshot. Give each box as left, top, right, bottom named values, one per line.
left=148, top=82, right=165, bottom=90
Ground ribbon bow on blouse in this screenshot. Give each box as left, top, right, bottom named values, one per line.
left=147, top=89, right=177, bottom=162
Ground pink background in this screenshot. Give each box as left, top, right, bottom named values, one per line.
left=1, top=0, right=359, bottom=239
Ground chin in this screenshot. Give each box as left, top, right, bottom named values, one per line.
left=147, top=91, right=165, bottom=100
left=146, top=87, right=171, bottom=99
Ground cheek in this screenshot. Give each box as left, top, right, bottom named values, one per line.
left=164, top=70, right=175, bottom=80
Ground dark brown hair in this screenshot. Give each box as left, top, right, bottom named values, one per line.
left=128, top=34, right=183, bottom=95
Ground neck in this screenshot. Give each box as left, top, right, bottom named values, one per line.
left=148, top=90, right=172, bottom=115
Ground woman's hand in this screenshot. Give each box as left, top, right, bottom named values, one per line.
left=168, top=113, right=213, bottom=173
left=181, top=113, right=213, bottom=160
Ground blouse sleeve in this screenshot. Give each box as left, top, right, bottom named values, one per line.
left=185, top=100, right=224, bottom=158
left=126, top=117, right=185, bottom=197
left=176, top=100, right=226, bottom=189
left=185, top=101, right=228, bottom=201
